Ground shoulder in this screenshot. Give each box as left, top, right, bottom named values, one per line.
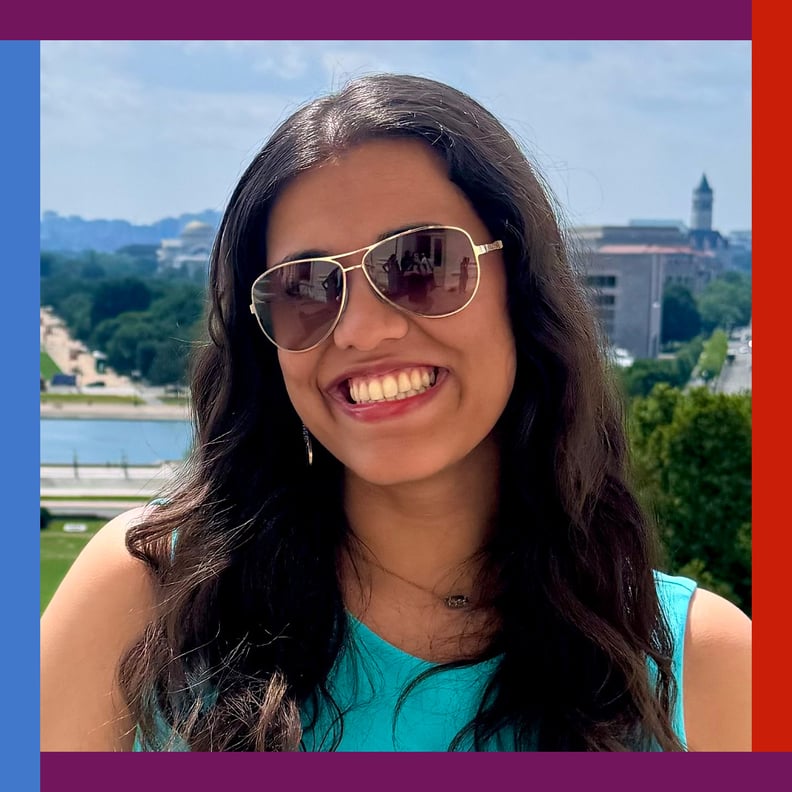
left=41, top=507, right=159, bottom=751
left=42, top=506, right=156, bottom=616
left=682, top=588, right=752, bottom=752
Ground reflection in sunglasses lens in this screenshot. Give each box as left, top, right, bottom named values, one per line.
left=252, top=259, right=343, bottom=351
left=365, top=228, right=477, bottom=316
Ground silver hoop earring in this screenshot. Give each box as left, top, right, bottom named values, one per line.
left=302, top=425, right=313, bottom=467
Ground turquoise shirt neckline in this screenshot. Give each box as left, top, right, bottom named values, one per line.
left=135, top=571, right=696, bottom=751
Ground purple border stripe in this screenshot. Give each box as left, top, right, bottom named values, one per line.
left=42, top=752, right=788, bottom=791
left=7, top=1, right=751, bottom=39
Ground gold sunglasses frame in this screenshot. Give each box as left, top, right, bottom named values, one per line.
left=249, top=225, right=504, bottom=353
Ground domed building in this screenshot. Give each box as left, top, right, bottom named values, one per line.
left=157, top=220, right=215, bottom=276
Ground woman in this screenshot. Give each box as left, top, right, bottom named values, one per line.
left=40, top=74, right=751, bottom=752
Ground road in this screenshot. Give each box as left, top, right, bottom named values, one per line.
left=41, top=307, right=133, bottom=389
left=716, top=323, right=752, bottom=395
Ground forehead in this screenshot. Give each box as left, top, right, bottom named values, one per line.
left=265, top=139, right=487, bottom=261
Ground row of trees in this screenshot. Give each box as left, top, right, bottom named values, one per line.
left=629, top=385, right=752, bottom=613
left=41, top=250, right=205, bottom=385
left=616, top=336, right=704, bottom=400
left=662, top=270, right=751, bottom=344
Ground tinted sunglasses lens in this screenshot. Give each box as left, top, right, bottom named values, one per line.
left=251, top=261, right=343, bottom=351
left=365, top=228, right=478, bottom=315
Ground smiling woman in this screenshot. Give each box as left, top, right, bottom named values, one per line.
left=40, top=73, right=750, bottom=753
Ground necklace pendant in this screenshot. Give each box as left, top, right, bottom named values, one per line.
left=444, top=594, right=471, bottom=609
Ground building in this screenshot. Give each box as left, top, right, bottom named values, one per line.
left=574, top=175, right=735, bottom=360
left=157, top=221, right=215, bottom=277
left=726, top=230, right=752, bottom=273
left=574, top=238, right=665, bottom=359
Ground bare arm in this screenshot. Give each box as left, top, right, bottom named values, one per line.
left=683, top=588, right=752, bottom=752
left=40, top=508, right=156, bottom=751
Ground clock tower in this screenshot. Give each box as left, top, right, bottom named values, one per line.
left=691, top=173, right=713, bottom=232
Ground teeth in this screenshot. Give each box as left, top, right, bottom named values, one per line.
left=382, top=374, right=398, bottom=398
left=368, top=379, right=383, bottom=401
left=347, top=367, right=438, bottom=404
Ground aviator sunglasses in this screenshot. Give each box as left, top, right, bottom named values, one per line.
left=250, top=225, right=503, bottom=352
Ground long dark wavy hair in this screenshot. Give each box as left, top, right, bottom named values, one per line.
left=120, top=73, right=682, bottom=752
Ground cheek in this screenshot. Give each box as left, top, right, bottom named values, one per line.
left=475, top=301, right=517, bottom=414
left=276, top=353, right=319, bottom=419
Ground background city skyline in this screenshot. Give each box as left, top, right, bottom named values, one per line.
left=41, top=41, right=751, bottom=233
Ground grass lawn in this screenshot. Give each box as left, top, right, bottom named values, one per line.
left=40, top=351, right=61, bottom=380
left=159, top=396, right=190, bottom=406
left=40, top=518, right=104, bottom=614
left=41, top=393, right=144, bottom=405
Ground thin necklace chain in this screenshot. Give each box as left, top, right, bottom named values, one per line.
left=362, top=554, right=473, bottom=610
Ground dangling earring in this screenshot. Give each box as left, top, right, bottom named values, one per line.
left=302, top=424, right=314, bottom=467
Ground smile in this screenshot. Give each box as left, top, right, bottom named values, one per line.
left=346, top=366, right=438, bottom=404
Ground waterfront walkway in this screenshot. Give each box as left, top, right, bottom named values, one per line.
left=41, top=401, right=190, bottom=421
left=41, top=462, right=183, bottom=499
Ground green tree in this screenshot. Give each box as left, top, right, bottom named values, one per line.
left=80, top=261, right=106, bottom=280
left=40, top=252, right=55, bottom=278
left=674, top=336, right=704, bottom=381
left=90, top=278, right=152, bottom=330
left=618, top=359, right=685, bottom=400
left=697, top=329, right=728, bottom=381
left=103, top=313, right=160, bottom=373
left=148, top=284, right=204, bottom=330
left=58, top=292, right=94, bottom=341
left=661, top=283, right=701, bottom=343
left=630, top=385, right=752, bottom=612
left=146, top=341, right=190, bottom=385
left=697, top=273, right=752, bottom=333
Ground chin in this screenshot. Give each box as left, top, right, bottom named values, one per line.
left=339, top=446, right=461, bottom=488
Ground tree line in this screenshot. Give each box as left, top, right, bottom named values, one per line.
left=661, top=270, right=751, bottom=344
left=40, top=248, right=205, bottom=386
left=628, top=385, right=751, bottom=613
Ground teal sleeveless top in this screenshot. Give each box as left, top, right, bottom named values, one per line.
left=134, top=572, right=696, bottom=751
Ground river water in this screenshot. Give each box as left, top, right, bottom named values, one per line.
left=41, top=418, right=193, bottom=465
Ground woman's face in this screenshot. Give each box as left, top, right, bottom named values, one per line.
left=265, top=138, right=516, bottom=486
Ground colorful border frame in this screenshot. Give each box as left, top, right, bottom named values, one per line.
left=3, top=1, right=770, bottom=789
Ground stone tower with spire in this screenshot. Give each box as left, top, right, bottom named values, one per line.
left=691, top=173, right=713, bottom=231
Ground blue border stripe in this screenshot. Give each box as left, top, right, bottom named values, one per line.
left=0, top=40, right=40, bottom=792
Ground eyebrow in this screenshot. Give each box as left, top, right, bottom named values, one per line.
left=273, top=222, right=441, bottom=266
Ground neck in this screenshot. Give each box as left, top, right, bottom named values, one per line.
left=341, top=435, right=501, bottom=600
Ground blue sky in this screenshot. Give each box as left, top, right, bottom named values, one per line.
left=40, top=41, right=751, bottom=233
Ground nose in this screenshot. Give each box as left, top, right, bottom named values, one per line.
left=332, top=267, right=410, bottom=351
